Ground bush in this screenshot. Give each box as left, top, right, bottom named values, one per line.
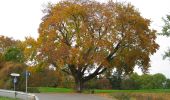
left=84, top=78, right=112, bottom=89
left=60, top=81, right=75, bottom=88
left=28, top=67, right=62, bottom=87
left=112, top=93, right=131, bottom=100
left=0, top=61, right=26, bottom=91
left=121, top=79, right=140, bottom=90
left=27, top=87, right=40, bottom=93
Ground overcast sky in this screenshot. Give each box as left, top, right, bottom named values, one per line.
left=0, top=0, right=170, bottom=77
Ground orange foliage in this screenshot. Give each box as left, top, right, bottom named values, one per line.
left=29, top=0, right=159, bottom=91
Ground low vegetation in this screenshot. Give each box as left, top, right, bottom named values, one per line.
left=0, top=96, right=20, bottom=100
left=28, top=87, right=170, bottom=100
left=37, top=87, right=73, bottom=93
left=28, top=87, right=170, bottom=93
left=110, top=93, right=170, bottom=100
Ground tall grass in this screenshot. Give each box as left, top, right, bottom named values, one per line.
left=110, top=93, right=170, bottom=100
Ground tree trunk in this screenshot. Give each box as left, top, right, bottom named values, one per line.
left=75, top=78, right=84, bottom=93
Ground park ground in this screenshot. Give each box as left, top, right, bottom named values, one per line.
left=0, top=96, right=19, bottom=100
left=30, top=87, right=170, bottom=100
left=2, top=87, right=170, bottom=100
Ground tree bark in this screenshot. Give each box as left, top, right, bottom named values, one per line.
left=75, top=78, right=83, bottom=93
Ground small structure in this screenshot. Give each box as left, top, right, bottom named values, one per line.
left=10, top=73, right=20, bottom=98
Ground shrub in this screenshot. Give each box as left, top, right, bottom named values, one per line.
left=84, top=78, right=112, bottom=89
left=0, top=61, right=26, bottom=91
left=28, top=67, right=62, bottom=87
left=27, top=87, right=40, bottom=93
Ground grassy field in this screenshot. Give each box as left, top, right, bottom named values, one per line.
left=0, top=96, right=19, bottom=100
left=37, top=87, right=74, bottom=93
left=109, top=92, right=170, bottom=100
left=35, top=87, right=170, bottom=93
left=33, top=87, right=170, bottom=100
left=94, top=89, right=170, bottom=93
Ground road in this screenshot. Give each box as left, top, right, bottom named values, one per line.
left=0, top=90, right=112, bottom=100
left=36, top=93, right=111, bottom=100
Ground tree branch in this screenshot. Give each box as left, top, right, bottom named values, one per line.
left=83, top=66, right=106, bottom=82
left=62, top=68, right=71, bottom=75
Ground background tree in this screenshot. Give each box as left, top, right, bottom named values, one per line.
left=21, top=37, right=38, bottom=65
left=121, top=73, right=141, bottom=90
left=0, top=36, right=19, bottom=67
left=165, top=79, right=170, bottom=89
left=36, top=0, right=158, bottom=92
left=0, top=36, right=27, bottom=90
left=151, top=73, right=166, bottom=89
left=4, top=47, right=24, bottom=63
left=160, top=15, right=170, bottom=60
left=129, top=73, right=166, bottom=89
left=106, top=69, right=123, bottom=89
left=0, top=62, right=26, bottom=90
left=28, top=64, right=62, bottom=87
left=0, top=36, right=19, bottom=53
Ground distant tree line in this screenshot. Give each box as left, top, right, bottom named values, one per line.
left=110, top=72, right=170, bottom=90
left=84, top=72, right=170, bottom=90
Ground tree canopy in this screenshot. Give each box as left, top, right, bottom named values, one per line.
left=29, top=0, right=159, bottom=92
left=4, top=47, right=24, bottom=63
left=160, top=15, right=170, bottom=60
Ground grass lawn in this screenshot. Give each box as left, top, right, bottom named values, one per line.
left=0, top=96, right=20, bottom=100
left=94, top=89, right=170, bottom=93
left=35, top=87, right=170, bottom=99
left=109, top=92, right=170, bottom=100
left=36, top=87, right=170, bottom=93
left=37, top=87, right=74, bottom=93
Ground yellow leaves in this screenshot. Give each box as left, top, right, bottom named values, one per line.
left=37, top=0, right=159, bottom=75
left=0, top=36, right=19, bottom=53
left=96, top=39, right=113, bottom=50
left=22, top=37, right=38, bottom=61
left=68, top=47, right=84, bottom=65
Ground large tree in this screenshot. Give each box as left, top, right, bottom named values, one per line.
left=36, top=0, right=158, bottom=92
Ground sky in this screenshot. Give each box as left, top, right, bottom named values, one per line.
left=0, top=0, right=170, bottom=77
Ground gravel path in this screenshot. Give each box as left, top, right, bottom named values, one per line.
left=36, top=93, right=111, bottom=100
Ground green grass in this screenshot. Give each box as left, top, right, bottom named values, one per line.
left=94, top=89, right=170, bottom=93
left=36, top=87, right=170, bottom=93
left=35, top=87, right=170, bottom=100
left=0, top=96, right=20, bottom=100
left=109, top=92, right=170, bottom=100
left=37, top=87, right=74, bottom=93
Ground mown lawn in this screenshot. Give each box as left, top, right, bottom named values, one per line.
left=36, top=87, right=170, bottom=93
left=34, top=87, right=170, bottom=100
left=0, top=96, right=20, bottom=100
left=37, top=87, right=74, bottom=93
left=109, top=92, right=170, bottom=100
left=94, top=89, right=170, bottom=93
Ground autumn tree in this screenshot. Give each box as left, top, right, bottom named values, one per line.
left=36, top=0, right=158, bottom=92
left=21, top=37, right=38, bottom=65
left=0, top=36, right=19, bottom=53
left=0, top=36, right=21, bottom=69
left=0, top=36, right=27, bottom=90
